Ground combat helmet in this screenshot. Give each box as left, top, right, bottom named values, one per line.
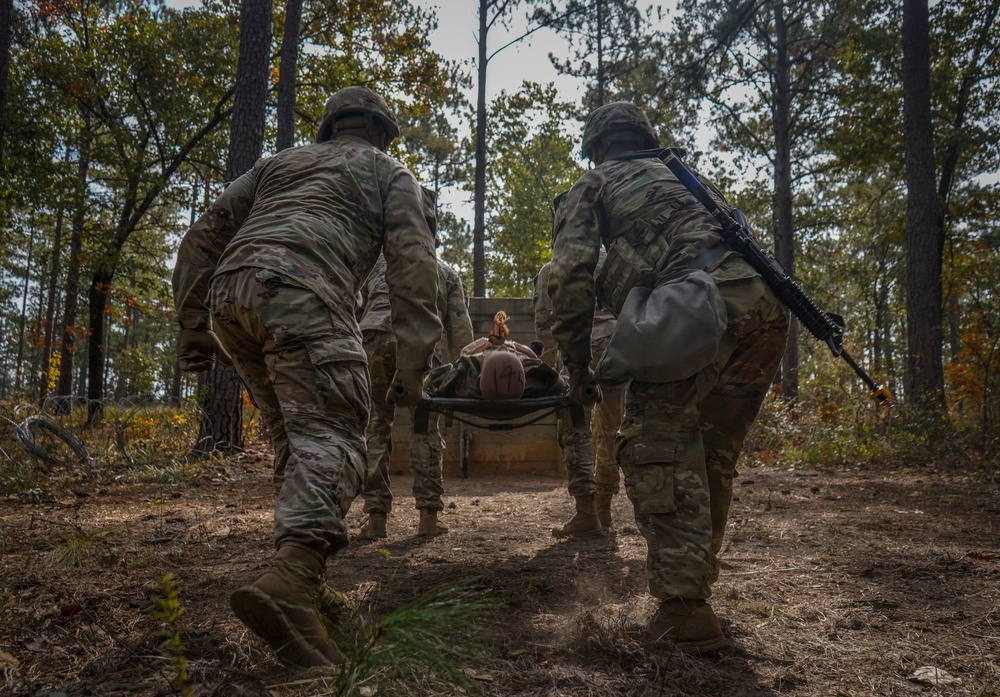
left=316, top=86, right=401, bottom=145
left=580, top=101, right=658, bottom=159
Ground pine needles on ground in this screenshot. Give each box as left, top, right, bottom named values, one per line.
left=331, top=579, right=497, bottom=697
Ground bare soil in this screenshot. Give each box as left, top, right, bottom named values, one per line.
left=1, top=448, right=998, bottom=697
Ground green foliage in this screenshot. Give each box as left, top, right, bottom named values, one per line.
left=331, top=580, right=497, bottom=697
left=0, top=0, right=470, bottom=407
left=482, top=82, right=583, bottom=297
left=745, top=394, right=891, bottom=469
left=533, top=0, right=645, bottom=109
left=534, top=0, right=694, bottom=142
left=0, top=398, right=267, bottom=496
left=296, top=0, right=461, bottom=146
left=438, top=210, right=475, bottom=290
left=153, top=573, right=191, bottom=697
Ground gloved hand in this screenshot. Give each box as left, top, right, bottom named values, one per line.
left=568, top=363, right=602, bottom=407
left=178, top=328, right=216, bottom=372
left=387, top=369, right=426, bottom=408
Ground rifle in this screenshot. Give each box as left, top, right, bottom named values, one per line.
left=615, top=147, right=892, bottom=406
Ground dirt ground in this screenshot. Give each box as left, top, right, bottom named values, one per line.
left=1, top=447, right=998, bottom=697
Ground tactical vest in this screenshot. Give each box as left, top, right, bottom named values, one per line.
left=596, top=192, right=734, bottom=317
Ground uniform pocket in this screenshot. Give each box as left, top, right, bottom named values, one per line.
left=305, top=337, right=371, bottom=425
left=620, top=441, right=679, bottom=516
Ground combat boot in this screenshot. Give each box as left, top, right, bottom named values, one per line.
left=648, top=597, right=729, bottom=654
left=552, top=494, right=604, bottom=539
left=595, top=493, right=614, bottom=529
left=357, top=511, right=387, bottom=539
left=417, top=508, right=449, bottom=536
left=230, top=542, right=343, bottom=668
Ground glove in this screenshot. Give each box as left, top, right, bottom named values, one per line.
left=178, top=328, right=216, bottom=372
left=387, top=369, right=426, bottom=408
left=568, top=363, right=602, bottom=407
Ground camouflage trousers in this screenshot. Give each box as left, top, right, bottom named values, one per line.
left=594, top=380, right=625, bottom=495
left=360, top=330, right=446, bottom=514
left=210, top=268, right=370, bottom=557
left=558, top=332, right=626, bottom=497
left=616, top=276, right=788, bottom=601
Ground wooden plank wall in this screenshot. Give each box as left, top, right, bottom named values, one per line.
left=389, top=297, right=566, bottom=477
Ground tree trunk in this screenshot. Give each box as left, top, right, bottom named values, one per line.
left=473, top=0, right=488, bottom=296
left=275, top=0, right=302, bottom=152
left=30, top=261, right=46, bottom=399
left=85, top=271, right=111, bottom=424
left=772, top=2, right=798, bottom=401
left=40, top=200, right=65, bottom=405
left=56, top=121, right=90, bottom=413
left=0, top=0, right=14, bottom=169
left=901, top=0, right=945, bottom=415
left=196, top=0, right=271, bottom=455
left=114, top=300, right=131, bottom=400
left=595, top=0, right=605, bottom=106
left=14, top=230, right=35, bottom=395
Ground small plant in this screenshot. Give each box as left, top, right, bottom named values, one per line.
left=41, top=529, right=107, bottom=568
left=331, top=580, right=497, bottom=697
left=125, top=463, right=189, bottom=484
left=153, top=573, right=191, bottom=697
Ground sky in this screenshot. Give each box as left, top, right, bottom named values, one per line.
left=413, top=0, right=581, bottom=103
left=411, top=1, right=682, bottom=214
left=413, top=1, right=677, bottom=105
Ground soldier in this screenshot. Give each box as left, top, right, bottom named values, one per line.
left=355, top=230, right=474, bottom=539
left=533, top=250, right=625, bottom=538
left=547, top=102, right=788, bottom=653
left=171, top=86, right=441, bottom=668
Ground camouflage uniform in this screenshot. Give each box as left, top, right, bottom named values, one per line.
left=533, top=253, right=625, bottom=497
left=549, top=146, right=788, bottom=601
left=359, top=253, right=474, bottom=514
left=173, top=135, right=441, bottom=558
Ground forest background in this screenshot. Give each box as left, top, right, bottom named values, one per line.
left=0, top=0, right=998, bottom=479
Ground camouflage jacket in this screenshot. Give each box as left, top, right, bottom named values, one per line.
left=533, top=250, right=615, bottom=369
left=547, top=156, right=758, bottom=367
left=360, top=254, right=473, bottom=365
left=172, top=136, right=442, bottom=371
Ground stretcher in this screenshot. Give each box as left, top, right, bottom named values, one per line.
left=412, top=393, right=585, bottom=434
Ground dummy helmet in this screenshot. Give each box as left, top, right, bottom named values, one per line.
left=580, top=101, right=659, bottom=159
left=316, top=86, right=401, bottom=144
left=480, top=349, right=526, bottom=400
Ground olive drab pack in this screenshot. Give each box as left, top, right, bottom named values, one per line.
left=594, top=198, right=729, bottom=385
left=595, top=266, right=727, bottom=384
left=596, top=217, right=672, bottom=316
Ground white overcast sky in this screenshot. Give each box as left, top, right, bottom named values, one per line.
left=414, top=0, right=580, bottom=102
left=413, top=1, right=677, bottom=105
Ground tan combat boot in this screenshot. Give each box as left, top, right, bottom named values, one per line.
left=648, top=597, right=729, bottom=654
left=230, top=542, right=343, bottom=668
left=417, top=508, right=449, bottom=536
left=357, top=511, right=387, bottom=539
left=552, top=494, right=604, bottom=539
left=595, top=492, right=613, bottom=529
